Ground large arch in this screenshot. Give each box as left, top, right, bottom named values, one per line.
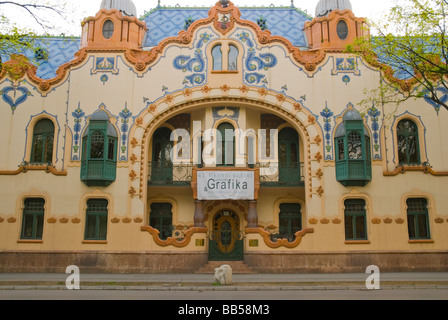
left=128, top=86, right=326, bottom=221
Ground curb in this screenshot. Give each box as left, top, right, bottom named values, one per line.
left=1, top=284, right=448, bottom=291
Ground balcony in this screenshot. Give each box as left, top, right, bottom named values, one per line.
left=148, top=162, right=194, bottom=186
left=148, top=162, right=304, bottom=187
left=336, top=159, right=372, bottom=187
left=81, top=159, right=116, bottom=187
left=257, top=162, right=305, bottom=187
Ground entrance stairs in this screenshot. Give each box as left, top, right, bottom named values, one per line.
left=196, top=261, right=257, bottom=274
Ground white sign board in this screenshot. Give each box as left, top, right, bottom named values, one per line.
left=197, top=171, right=255, bottom=200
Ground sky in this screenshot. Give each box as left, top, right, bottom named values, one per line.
left=1, top=0, right=396, bottom=36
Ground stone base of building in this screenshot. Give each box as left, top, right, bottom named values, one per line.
left=0, top=251, right=208, bottom=274
left=1, top=250, right=447, bottom=273
left=244, top=251, right=448, bottom=273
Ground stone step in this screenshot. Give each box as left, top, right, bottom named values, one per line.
left=196, top=261, right=257, bottom=274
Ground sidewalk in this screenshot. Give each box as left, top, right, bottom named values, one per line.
left=1, top=272, right=447, bottom=291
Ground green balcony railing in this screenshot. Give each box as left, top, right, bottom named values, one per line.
left=258, top=162, right=305, bottom=187
left=148, top=162, right=193, bottom=186
left=81, top=159, right=117, bottom=187
left=147, top=162, right=305, bottom=187
left=336, top=159, right=372, bottom=186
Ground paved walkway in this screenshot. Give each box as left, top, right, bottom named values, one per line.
left=1, top=272, right=447, bottom=291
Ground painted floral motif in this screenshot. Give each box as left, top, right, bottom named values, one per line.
left=332, top=57, right=360, bottom=76
left=368, top=105, right=381, bottom=159
left=0, top=83, right=32, bottom=114
left=320, top=104, right=334, bottom=160
left=91, top=57, right=119, bottom=75
left=119, top=106, right=133, bottom=161
left=72, top=104, right=85, bottom=160
left=236, top=31, right=278, bottom=85
left=173, top=33, right=214, bottom=86
left=423, top=87, right=448, bottom=114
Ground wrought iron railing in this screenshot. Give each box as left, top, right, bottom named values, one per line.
left=148, top=162, right=194, bottom=186
left=147, top=162, right=305, bottom=187
left=257, top=162, right=305, bottom=186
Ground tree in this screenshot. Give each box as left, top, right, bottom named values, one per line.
left=0, top=0, right=73, bottom=73
left=348, top=0, right=448, bottom=113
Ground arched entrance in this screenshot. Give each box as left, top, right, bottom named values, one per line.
left=209, top=209, right=244, bottom=261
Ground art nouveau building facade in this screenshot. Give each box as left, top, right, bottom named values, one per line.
left=0, top=0, right=447, bottom=273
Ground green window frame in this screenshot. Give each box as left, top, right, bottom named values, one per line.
left=278, top=127, right=301, bottom=185
left=31, top=119, right=54, bottom=164
left=335, top=112, right=372, bottom=187
left=21, top=198, right=45, bottom=240
left=85, top=199, right=108, bottom=241
left=397, top=119, right=420, bottom=165
left=344, top=199, right=367, bottom=241
left=150, top=203, right=173, bottom=241
left=407, top=198, right=430, bottom=240
left=80, top=111, right=118, bottom=187
left=216, top=122, right=235, bottom=167
left=151, top=127, right=174, bottom=183
left=278, top=203, right=302, bottom=241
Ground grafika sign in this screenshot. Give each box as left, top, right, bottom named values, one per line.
left=197, top=171, right=255, bottom=200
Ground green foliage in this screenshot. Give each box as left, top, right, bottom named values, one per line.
left=349, top=0, right=448, bottom=113
left=0, top=1, right=72, bottom=71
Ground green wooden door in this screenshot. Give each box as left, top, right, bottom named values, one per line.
left=209, top=211, right=243, bottom=261
left=278, top=128, right=300, bottom=184
left=152, top=127, right=173, bottom=183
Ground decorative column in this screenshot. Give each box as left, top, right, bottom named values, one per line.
left=247, top=200, right=258, bottom=228
left=194, top=200, right=205, bottom=228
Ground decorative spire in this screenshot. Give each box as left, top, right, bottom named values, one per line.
left=220, top=0, right=229, bottom=8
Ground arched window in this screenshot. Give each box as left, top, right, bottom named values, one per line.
left=31, top=119, right=54, bottom=164
left=151, top=127, right=173, bottom=183
left=217, top=122, right=235, bottom=167
left=150, top=203, right=173, bottom=240
left=278, top=128, right=300, bottom=184
left=21, top=198, right=45, bottom=240
left=81, top=110, right=118, bottom=187
left=212, top=45, right=223, bottom=71
left=228, top=45, right=238, bottom=71
left=397, top=119, right=420, bottom=165
left=85, top=199, right=108, bottom=241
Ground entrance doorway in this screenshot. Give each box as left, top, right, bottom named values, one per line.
left=209, top=210, right=243, bottom=261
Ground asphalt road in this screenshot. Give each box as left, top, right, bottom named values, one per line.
left=1, top=288, right=447, bottom=300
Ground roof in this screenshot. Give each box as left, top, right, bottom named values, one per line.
left=1, top=37, right=80, bottom=80
left=1, top=5, right=312, bottom=80
left=141, top=5, right=312, bottom=48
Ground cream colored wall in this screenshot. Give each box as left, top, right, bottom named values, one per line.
left=1, top=20, right=447, bottom=254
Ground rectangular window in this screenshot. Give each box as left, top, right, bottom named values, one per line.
left=150, top=203, right=173, bottom=240
left=85, top=199, right=108, bottom=240
left=407, top=198, right=430, bottom=240
left=21, top=198, right=45, bottom=240
left=344, top=199, right=367, bottom=241
left=278, top=203, right=302, bottom=242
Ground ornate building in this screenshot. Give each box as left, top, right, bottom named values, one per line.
left=0, top=0, right=447, bottom=273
